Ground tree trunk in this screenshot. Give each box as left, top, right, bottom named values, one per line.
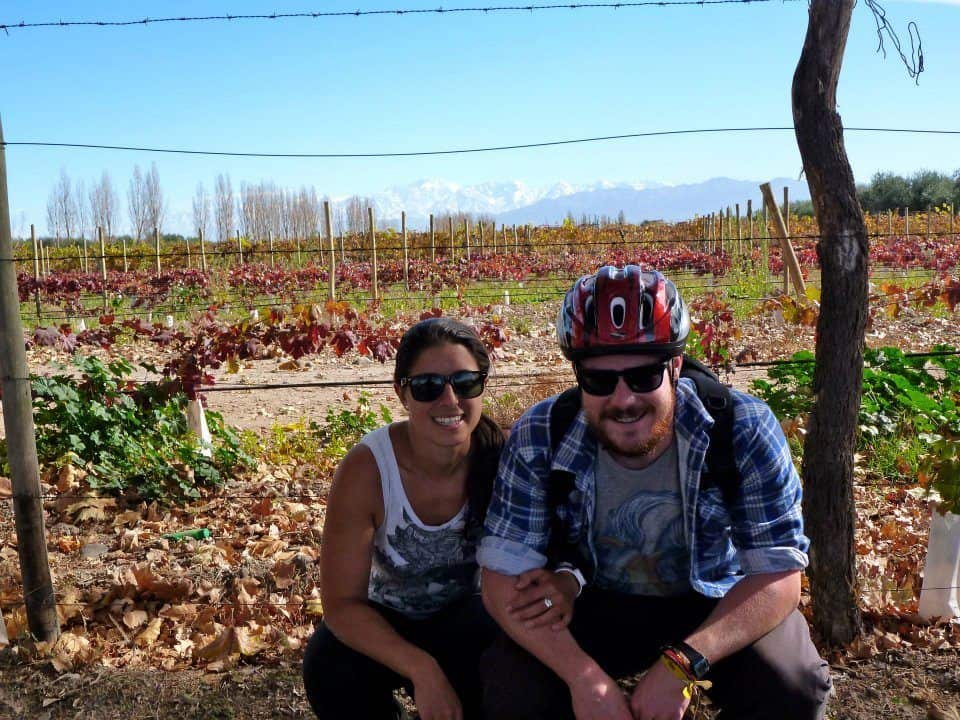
left=792, top=0, right=866, bottom=645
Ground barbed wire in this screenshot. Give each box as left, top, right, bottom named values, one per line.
left=0, top=1, right=804, bottom=34
left=5, top=126, right=960, bottom=159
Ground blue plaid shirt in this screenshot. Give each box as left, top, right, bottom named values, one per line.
left=478, top=378, right=809, bottom=598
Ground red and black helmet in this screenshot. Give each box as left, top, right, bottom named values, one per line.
left=557, top=265, right=690, bottom=360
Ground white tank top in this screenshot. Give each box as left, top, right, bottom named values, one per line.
left=361, top=425, right=478, bottom=618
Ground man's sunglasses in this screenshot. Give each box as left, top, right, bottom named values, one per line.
left=574, top=361, right=670, bottom=396
left=399, top=370, right=488, bottom=403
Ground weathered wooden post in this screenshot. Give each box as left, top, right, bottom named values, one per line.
left=761, top=183, right=805, bottom=297
left=478, top=220, right=484, bottom=254
left=31, top=224, right=41, bottom=321
left=888, top=209, right=893, bottom=240
left=491, top=220, right=497, bottom=254
left=513, top=224, right=518, bottom=253
left=98, top=227, right=108, bottom=311
left=121, top=235, right=128, bottom=273
left=269, top=231, right=276, bottom=268
left=782, top=186, right=790, bottom=240
left=324, top=201, right=336, bottom=301
left=927, top=206, right=932, bottom=240
left=154, top=226, right=161, bottom=277
left=465, top=219, right=471, bottom=261
left=185, top=234, right=191, bottom=269
left=449, top=217, right=455, bottom=261
left=735, top=203, right=742, bottom=257
left=368, top=207, right=379, bottom=301
left=905, top=207, right=910, bottom=239
left=401, top=211, right=409, bottom=291
left=236, top=229, right=244, bottom=265
left=0, top=115, right=60, bottom=641
left=429, top=214, right=436, bottom=263
left=199, top=227, right=207, bottom=273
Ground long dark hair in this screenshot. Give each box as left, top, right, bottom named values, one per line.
left=394, top=317, right=505, bottom=532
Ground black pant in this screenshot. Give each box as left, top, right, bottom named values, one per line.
left=480, top=588, right=832, bottom=720
left=302, top=595, right=496, bottom=720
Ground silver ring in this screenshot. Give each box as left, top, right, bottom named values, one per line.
left=543, top=597, right=554, bottom=609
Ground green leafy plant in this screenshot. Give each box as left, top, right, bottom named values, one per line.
left=5, top=354, right=253, bottom=503
left=918, top=433, right=960, bottom=515
left=752, top=345, right=960, bottom=483
left=319, top=392, right=393, bottom=461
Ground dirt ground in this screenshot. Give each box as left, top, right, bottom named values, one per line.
left=2, top=303, right=960, bottom=720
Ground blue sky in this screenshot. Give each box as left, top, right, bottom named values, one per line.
left=3, top=0, right=959, bottom=236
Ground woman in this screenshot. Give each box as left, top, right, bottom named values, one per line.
left=302, top=317, right=506, bottom=720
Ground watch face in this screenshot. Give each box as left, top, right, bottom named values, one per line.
left=690, top=656, right=710, bottom=679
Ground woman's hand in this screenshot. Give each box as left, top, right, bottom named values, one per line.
left=411, top=657, right=464, bottom=720
left=506, top=568, right=579, bottom=631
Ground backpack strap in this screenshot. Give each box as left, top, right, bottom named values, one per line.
left=546, top=388, right=583, bottom=571
left=680, top=356, right=739, bottom=506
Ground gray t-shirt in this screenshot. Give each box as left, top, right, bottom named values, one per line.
left=592, top=440, right=692, bottom=595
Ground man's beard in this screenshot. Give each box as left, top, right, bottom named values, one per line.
left=593, top=402, right=675, bottom=460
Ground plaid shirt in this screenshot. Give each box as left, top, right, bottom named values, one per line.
left=478, top=378, right=809, bottom=598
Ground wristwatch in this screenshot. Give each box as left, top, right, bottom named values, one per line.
left=663, top=641, right=711, bottom=680
left=554, top=564, right=586, bottom=597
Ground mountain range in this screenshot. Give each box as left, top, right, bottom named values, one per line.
left=358, top=177, right=811, bottom=229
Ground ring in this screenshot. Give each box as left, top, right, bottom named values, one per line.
left=543, top=597, right=554, bottom=609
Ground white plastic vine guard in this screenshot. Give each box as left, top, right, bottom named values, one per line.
left=250, top=309, right=260, bottom=321
left=918, top=509, right=960, bottom=621
left=186, top=398, right=213, bottom=458
left=165, top=315, right=175, bottom=328
left=76, top=318, right=87, bottom=332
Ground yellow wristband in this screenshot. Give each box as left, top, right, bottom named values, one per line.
left=659, top=655, right=713, bottom=700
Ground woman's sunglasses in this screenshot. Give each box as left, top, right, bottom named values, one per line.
left=399, top=370, right=488, bottom=403
left=574, top=361, right=669, bottom=396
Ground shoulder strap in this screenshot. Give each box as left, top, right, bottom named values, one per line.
left=546, top=388, right=581, bottom=567
left=680, top=355, right=739, bottom=506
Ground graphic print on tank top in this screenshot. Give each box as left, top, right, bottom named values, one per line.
left=361, top=425, right=477, bottom=618
left=369, top=507, right=476, bottom=617
left=593, top=442, right=692, bottom=596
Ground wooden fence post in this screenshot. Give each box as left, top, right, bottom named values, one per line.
left=154, top=226, right=161, bottom=277
left=339, top=232, right=345, bottom=265
left=478, top=221, right=484, bottom=254
left=82, top=233, right=89, bottom=273
left=429, top=214, right=435, bottom=263
left=236, top=230, right=243, bottom=266
left=465, top=219, right=471, bottom=261
left=735, top=203, right=742, bottom=257
left=185, top=234, right=191, bottom=269
left=747, top=199, right=754, bottom=245
left=905, top=207, right=910, bottom=239
left=31, top=224, right=41, bottom=321
left=449, top=217, right=455, bottom=261
left=401, top=211, right=409, bottom=291
left=761, top=183, right=806, bottom=297
left=199, top=228, right=207, bottom=273
left=98, top=227, right=108, bottom=311
left=782, top=186, right=790, bottom=240
left=927, top=207, right=932, bottom=240
left=0, top=115, right=60, bottom=642
left=888, top=209, right=893, bottom=240
left=368, top=207, right=379, bottom=301
left=513, top=224, right=518, bottom=253
left=324, top=201, right=336, bottom=301
left=121, top=235, right=128, bottom=273
left=269, top=231, right=275, bottom=268
left=491, top=221, right=497, bottom=254
left=951, top=203, right=956, bottom=241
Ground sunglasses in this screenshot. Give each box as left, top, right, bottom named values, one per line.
left=399, top=370, right=488, bottom=403
left=574, top=361, right=670, bottom=396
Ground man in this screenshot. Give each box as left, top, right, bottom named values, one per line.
left=477, top=266, right=832, bottom=720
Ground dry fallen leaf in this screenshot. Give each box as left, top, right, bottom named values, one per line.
left=0, top=477, right=11, bottom=498
left=123, top=609, right=149, bottom=630
left=135, top=617, right=163, bottom=647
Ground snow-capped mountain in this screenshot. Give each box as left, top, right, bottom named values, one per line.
left=361, top=178, right=657, bottom=228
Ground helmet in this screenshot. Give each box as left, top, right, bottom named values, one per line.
left=557, top=265, right=690, bottom=360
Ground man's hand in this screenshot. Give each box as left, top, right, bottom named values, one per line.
left=507, top=568, right=579, bottom=631
left=567, top=663, right=633, bottom=720
left=411, top=658, right=463, bottom=720
left=628, top=659, right=691, bottom=720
